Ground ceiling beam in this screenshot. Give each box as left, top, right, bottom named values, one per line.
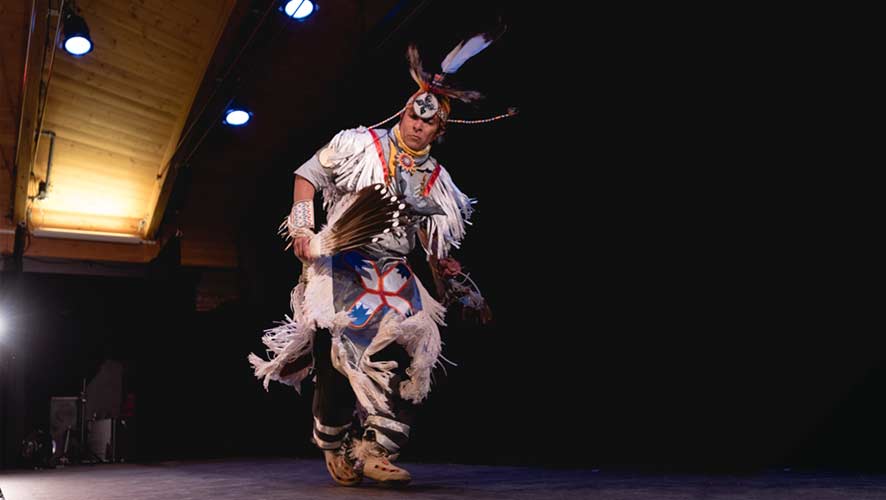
left=12, top=0, right=49, bottom=226
left=23, top=234, right=160, bottom=263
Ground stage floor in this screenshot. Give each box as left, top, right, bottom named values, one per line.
left=2, top=458, right=886, bottom=499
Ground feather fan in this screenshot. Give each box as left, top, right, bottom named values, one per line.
left=309, top=184, right=410, bottom=257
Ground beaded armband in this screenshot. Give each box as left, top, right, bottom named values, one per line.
left=286, top=200, right=315, bottom=240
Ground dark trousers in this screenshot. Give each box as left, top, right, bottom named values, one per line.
left=311, top=329, right=417, bottom=454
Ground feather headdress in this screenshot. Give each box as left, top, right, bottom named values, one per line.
left=405, top=29, right=505, bottom=122
left=366, top=27, right=518, bottom=130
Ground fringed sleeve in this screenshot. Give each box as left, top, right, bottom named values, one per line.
left=422, top=164, right=475, bottom=259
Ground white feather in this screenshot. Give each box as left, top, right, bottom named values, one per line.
left=440, top=34, right=492, bottom=74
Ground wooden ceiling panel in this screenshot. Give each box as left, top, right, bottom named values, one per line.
left=0, top=1, right=29, bottom=236
left=49, top=136, right=161, bottom=175
left=50, top=73, right=179, bottom=126
left=42, top=120, right=164, bottom=164
left=0, top=115, right=16, bottom=153
left=54, top=57, right=190, bottom=103
left=46, top=95, right=174, bottom=144
left=0, top=130, right=14, bottom=159
left=61, top=46, right=194, bottom=92
left=42, top=182, right=154, bottom=213
left=133, top=0, right=220, bottom=29
left=84, top=0, right=204, bottom=59
left=53, top=58, right=185, bottom=116
left=35, top=168, right=153, bottom=214
left=44, top=91, right=175, bottom=143
left=76, top=12, right=200, bottom=80
left=42, top=161, right=155, bottom=199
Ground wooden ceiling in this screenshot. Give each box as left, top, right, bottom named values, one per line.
left=36, top=0, right=234, bottom=234
left=4, top=0, right=236, bottom=265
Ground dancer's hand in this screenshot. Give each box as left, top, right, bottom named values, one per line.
left=461, top=296, right=493, bottom=325
left=293, top=235, right=313, bottom=262
left=437, top=257, right=462, bottom=278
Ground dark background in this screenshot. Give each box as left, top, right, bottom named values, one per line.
left=0, top=1, right=876, bottom=473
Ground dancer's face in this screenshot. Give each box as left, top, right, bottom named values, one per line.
left=399, top=109, right=442, bottom=150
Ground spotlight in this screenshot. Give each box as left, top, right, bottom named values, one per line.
left=223, top=107, right=252, bottom=126
left=282, top=0, right=315, bottom=20
left=62, top=9, right=93, bottom=56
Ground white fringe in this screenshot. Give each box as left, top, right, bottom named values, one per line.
left=321, top=127, right=386, bottom=213
left=397, top=278, right=446, bottom=403
left=348, top=436, right=401, bottom=464
left=349, top=437, right=377, bottom=464
left=330, top=332, right=392, bottom=415
left=360, top=314, right=403, bottom=392
left=423, top=166, right=475, bottom=259
left=248, top=282, right=314, bottom=392
left=327, top=283, right=446, bottom=414
left=319, top=127, right=474, bottom=260
left=302, top=257, right=336, bottom=330
left=248, top=258, right=337, bottom=391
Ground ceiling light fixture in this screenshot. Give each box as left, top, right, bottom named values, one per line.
left=281, top=0, right=316, bottom=20
left=62, top=3, right=93, bottom=56
left=223, top=107, right=252, bottom=126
